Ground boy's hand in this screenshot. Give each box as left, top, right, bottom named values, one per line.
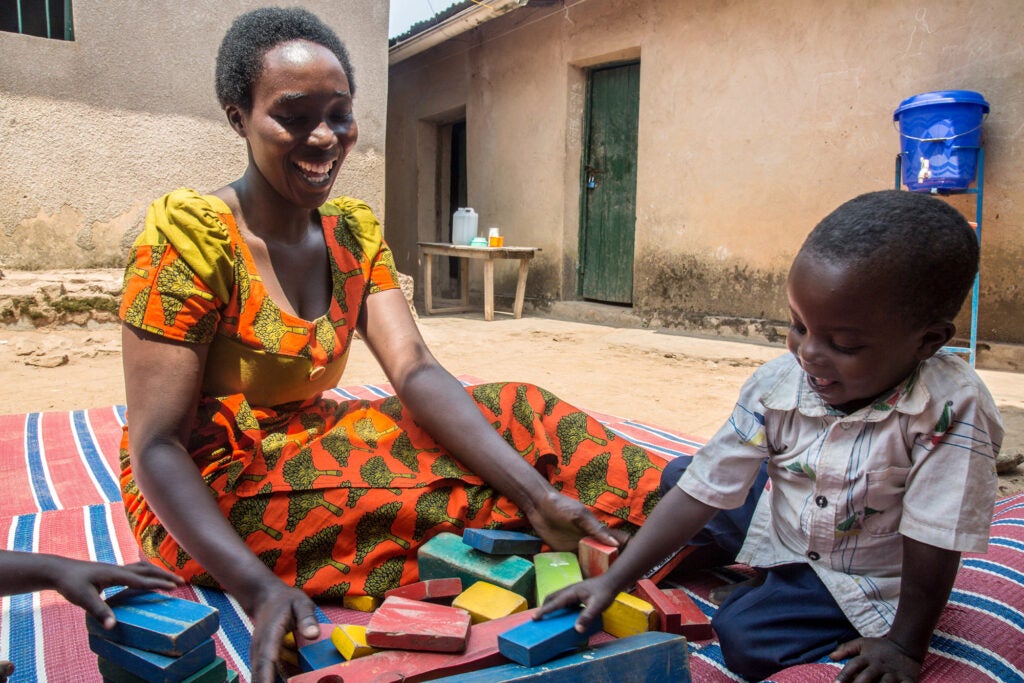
left=53, top=559, right=184, bottom=629
left=535, top=574, right=619, bottom=634
left=831, top=636, right=922, bottom=682
left=0, top=660, right=13, bottom=683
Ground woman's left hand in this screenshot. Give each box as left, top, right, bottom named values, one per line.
left=525, top=489, right=628, bottom=551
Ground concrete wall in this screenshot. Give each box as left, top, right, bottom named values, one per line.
left=0, top=1, right=388, bottom=270
left=387, top=0, right=1024, bottom=344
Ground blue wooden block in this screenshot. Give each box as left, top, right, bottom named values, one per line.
left=88, top=633, right=216, bottom=683
left=98, top=655, right=228, bottom=683
left=86, top=589, right=219, bottom=656
left=419, top=532, right=536, bottom=605
left=298, top=637, right=347, bottom=672
left=496, top=608, right=600, bottom=668
left=462, top=529, right=543, bottom=556
left=435, top=631, right=690, bottom=681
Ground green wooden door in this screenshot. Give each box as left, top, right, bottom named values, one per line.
left=580, top=62, right=640, bottom=304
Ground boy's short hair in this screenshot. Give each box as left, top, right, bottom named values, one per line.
left=215, top=7, right=355, bottom=111
left=798, top=190, right=979, bottom=326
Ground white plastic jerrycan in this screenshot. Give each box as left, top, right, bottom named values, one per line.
left=452, top=207, right=479, bottom=245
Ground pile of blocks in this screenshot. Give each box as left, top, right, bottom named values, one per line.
left=86, top=590, right=237, bottom=682
left=285, top=529, right=708, bottom=681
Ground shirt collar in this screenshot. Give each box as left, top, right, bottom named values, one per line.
left=761, top=355, right=930, bottom=421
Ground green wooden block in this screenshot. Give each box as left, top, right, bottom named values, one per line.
left=98, top=655, right=228, bottom=683
left=534, top=552, right=582, bottom=606
left=418, top=533, right=536, bottom=605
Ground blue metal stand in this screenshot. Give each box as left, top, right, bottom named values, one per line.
left=895, top=147, right=984, bottom=366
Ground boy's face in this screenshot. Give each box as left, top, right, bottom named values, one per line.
left=786, top=254, right=950, bottom=414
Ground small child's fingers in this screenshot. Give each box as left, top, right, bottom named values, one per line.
left=74, top=590, right=118, bottom=629
left=118, top=561, right=185, bottom=587
left=535, top=585, right=584, bottom=619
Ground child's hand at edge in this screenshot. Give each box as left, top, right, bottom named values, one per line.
left=830, top=636, right=922, bottom=683
left=0, top=659, right=13, bottom=683
left=535, top=574, right=620, bottom=634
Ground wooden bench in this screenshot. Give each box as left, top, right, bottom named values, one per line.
left=418, top=242, right=540, bottom=321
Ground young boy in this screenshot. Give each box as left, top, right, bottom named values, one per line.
left=0, top=551, right=183, bottom=682
left=539, top=190, right=1003, bottom=682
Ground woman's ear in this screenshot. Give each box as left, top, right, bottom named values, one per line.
left=917, top=320, right=956, bottom=360
left=225, top=105, right=247, bottom=138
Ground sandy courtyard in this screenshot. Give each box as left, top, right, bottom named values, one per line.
left=2, top=313, right=1023, bottom=497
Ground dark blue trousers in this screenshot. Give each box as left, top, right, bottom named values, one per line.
left=660, top=457, right=860, bottom=681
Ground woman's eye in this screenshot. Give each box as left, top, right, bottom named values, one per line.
left=832, top=343, right=864, bottom=354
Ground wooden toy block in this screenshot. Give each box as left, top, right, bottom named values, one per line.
left=663, top=588, right=715, bottom=641
left=286, top=609, right=538, bottom=683
left=85, top=589, right=219, bottom=656
left=632, top=578, right=684, bottom=634
left=533, top=552, right=582, bottom=605
left=496, top=607, right=600, bottom=667
left=298, top=637, right=347, bottom=672
left=432, top=631, right=691, bottom=682
left=452, top=580, right=527, bottom=624
left=294, top=623, right=337, bottom=649
left=343, top=594, right=381, bottom=612
left=385, top=577, right=463, bottom=603
left=641, top=544, right=698, bottom=585
left=280, top=648, right=299, bottom=667
left=600, top=591, right=657, bottom=638
left=418, top=532, right=535, bottom=604
left=98, top=655, right=228, bottom=683
left=578, top=536, right=619, bottom=579
left=331, top=624, right=378, bottom=661
left=88, top=633, right=216, bottom=683
left=366, top=596, right=472, bottom=653
left=462, top=528, right=543, bottom=555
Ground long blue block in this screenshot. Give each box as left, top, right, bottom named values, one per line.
left=298, top=637, right=346, bottom=672
left=462, top=529, right=543, bottom=555
left=86, top=589, right=219, bottom=656
left=98, top=655, right=228, bottom=683
left=496, top=608, right=600, bottom=667
left=419, top=533, right=536, bottom=604
left=436, top=631, right=690, bottom=682
left=88, top=633, right=216, bottom=683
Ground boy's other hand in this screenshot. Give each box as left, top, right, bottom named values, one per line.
left=54, top=558, right=184, bottom=629
left=534, top=575, right=618, bottom=634
left=831, top=636, right=921, bottom=682
left=0, top=660, right=13, bottom=683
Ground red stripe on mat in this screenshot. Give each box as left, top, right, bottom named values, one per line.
left=0, top=414, right=37, bottom=516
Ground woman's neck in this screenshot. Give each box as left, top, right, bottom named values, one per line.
left=227, top=171, right=317, bottom=245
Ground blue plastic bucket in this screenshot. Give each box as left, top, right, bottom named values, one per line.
left=893, top=90, right=989, bottom=191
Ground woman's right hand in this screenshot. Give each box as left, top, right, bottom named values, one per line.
left=536, top=574, right=621, bottom=634
left=246, top=580, right=320, bottom=683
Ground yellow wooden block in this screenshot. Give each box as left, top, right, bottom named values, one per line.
left=282, top=632, right=296, bottom=649
left=331, top=624, right=378, bottom=661
left=343, top=594, right=382, bottom=612
left=601, top=592, right=657, bottom=638
left=451, top=580, right=528, bottom=624
left=279, top=648, right=298, bottom=666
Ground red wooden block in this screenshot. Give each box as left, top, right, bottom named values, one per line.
left=286, top=609, right=539, bottom=683
left=578, top=536, right=619, bottom=578
left=632, top=578, right=683, bottom=633
left=366, top=596, right=471, bottom=653
left=642, top=545, right=698, bottom=585
left=384, top=577, right=463, bottom=603
left=663, top=588, right=714, bottom=641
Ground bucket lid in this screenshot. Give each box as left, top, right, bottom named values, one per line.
left=893, top=90, right=990, bottom=119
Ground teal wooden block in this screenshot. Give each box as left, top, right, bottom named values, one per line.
left=462, top=529, right=543, bottom=555
left=496, top=607, right=599, bottom=667
left=86, top=589, right=219, bottom=656
left=88, top=633, right=216, bottom=683
left=298, top=637, right=347, bottom=672
left=98, top=655, right=228, bottom=683
left=533, top=552, right=582, bottom=605
left=434, top=631, right=691, bottom=682
left=418, top=532, right=535, bottom=605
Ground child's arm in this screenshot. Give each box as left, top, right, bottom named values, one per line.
left=0, top=551, right=183, bottom=628
left=831, top=536, right=960, bottom=682
left=536, top=485, right=718, bottom=632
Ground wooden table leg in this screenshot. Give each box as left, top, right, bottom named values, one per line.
left=423, top=250, right=434, bottom=314
left=483, top=260, right=495, bottom=321
left=459, top=257, right=469, bottom=309
left=513, top=258, right=529, bottom=319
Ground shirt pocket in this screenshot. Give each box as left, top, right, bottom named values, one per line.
left=861, top=466, right=910, bottom=536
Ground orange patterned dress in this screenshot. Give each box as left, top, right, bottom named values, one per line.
left=119, top=189, right=666, bottom=600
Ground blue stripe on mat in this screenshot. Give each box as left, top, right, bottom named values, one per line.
left=963, top=558, right=1024, bottom=586
left=606, top=427, right=689, bottom=458
left=114, top=404, right=127, bottom=426
left=621, top=420, right=705, bottom=449
left=195, top=586, right=252, bottom=681
left=949, top=589, right=1024, bottom=630
left=931, top=632, right=1024, bottom=682
left=9, top=515, right=40, bottom=683
left=73, top=411, right=121, bottom=503
left=24, top=413, right=58, bottom=512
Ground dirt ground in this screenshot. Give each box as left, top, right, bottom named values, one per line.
left=2, top=313, right=1023, bottom=497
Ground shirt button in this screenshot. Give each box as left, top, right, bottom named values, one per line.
left=840, top=423, right=851, bottom=430
left=807, top=551, right=820, bottom=561
left=308, top=365, right=326, bottom=381
left=815, top=495, right=828, bottom=508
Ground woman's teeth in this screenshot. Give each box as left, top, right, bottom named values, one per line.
left=295, top=160, right=334, bottom=182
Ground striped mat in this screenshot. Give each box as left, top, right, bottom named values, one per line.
left=1, top=379, right=1021, bottom=682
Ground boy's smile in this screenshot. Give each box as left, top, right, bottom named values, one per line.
left=786, top=254, right=951, bottom=414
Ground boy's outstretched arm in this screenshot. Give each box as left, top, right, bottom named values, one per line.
left=0, top=551, right=184, bottom=628
left=537, top=485, right=718, bottom=632
left=832, top=537, right=960, bottom=682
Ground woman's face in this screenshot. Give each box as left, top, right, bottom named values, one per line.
left=231, top=39, right=357, bottom=209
